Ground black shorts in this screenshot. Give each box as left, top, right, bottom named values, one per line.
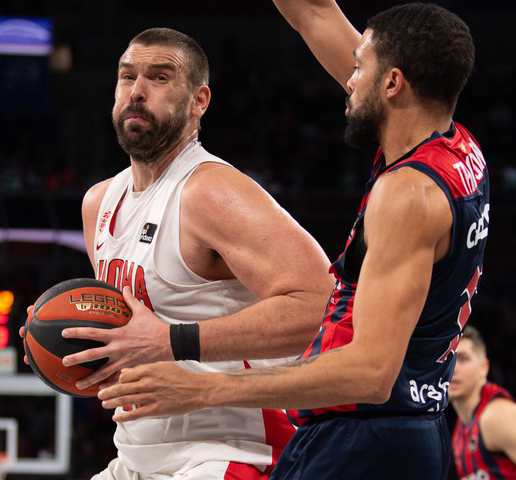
left=269, top=413, right=451, bottom=480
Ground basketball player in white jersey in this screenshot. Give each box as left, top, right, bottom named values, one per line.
left=24, top=28, right=333, bottom=479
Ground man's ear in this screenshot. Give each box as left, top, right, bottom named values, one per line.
left=191, top=85, right=211, bottom=119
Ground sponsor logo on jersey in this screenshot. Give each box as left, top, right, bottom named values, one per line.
left=468, top=435, right=478, bottom=452
left=139, top=223, right=158, bottom=244
left=467, top=204, right=489, bottom=249
left=99, top=210, right=111, bottom=233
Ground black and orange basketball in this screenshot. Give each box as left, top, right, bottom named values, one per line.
left=24, top=278, right=132, bottom=397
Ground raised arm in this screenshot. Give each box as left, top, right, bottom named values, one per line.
left=98, top=167, right=454, bottom=420
left=273, top=0, right=361, bottom=90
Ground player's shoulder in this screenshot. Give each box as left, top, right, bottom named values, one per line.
left=481, top=395, right=516, bottom=425
left=82, top=178, right=114, bottom=217
left=370, top=166, right=449, bottom=219
left=183, top=162, right=270, bottom=213
left=479, top=396, right=516, bottom=451
left=366, top=166, right=452, bottom=244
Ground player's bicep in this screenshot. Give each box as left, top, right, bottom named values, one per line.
left=351, top=171, right=451, bottom=385
left=185, top=167, right=331, bottom=299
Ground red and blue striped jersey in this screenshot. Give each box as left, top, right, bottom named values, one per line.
left=288, top=122, right=489, bottom=426
left=453, top=383, right=516, bottom=479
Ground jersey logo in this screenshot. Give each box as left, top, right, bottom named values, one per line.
left=99, top=211, right=111, bottom=233
left=139, top=223, right=158, bottom=244
left=468, top=435, right=478, bottom=452
left=96, top=240, right=106, bottom=251
left=467, top=203, right=489, bottom=249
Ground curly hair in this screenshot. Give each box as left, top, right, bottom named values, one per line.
left=367, top=3, right=475, bottom=113
left=128, top=28, right=209, bottom=88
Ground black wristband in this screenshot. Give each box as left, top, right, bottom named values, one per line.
left=170, top=323, right=200, bottom=362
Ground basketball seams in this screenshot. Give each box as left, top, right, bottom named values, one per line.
left=34, top=278, right=124, bottom=313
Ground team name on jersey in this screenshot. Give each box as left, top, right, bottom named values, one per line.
left=97, top=258, right=153, bottom=310
left=453, top=140, right=487, bottom=195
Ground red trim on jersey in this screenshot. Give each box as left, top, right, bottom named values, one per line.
left=261, top=409, right=296, bottom=475
left=385, top=123, right=487, bottom=199
left=241, top=361, right=295, bottom=474
left=109, top=189, right=127, bottom=236
left=223, top=462, right=268, bottom=480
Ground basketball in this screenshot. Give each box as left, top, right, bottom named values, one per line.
left=23, top=278, right=132, bottom=397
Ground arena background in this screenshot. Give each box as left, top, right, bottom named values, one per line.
left=0, top=0, right=514, bottom=478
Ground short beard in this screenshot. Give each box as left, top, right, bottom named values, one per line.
left=113, top=98, right=189, bottom=165
left=344, top=80, right=385, bottom=152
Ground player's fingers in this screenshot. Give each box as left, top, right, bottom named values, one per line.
left=118, top=365, right=152, bottom=384
left=19, top=326, right=25, bottom=337
left=24, top=354, right=29, bottom=365
left=76, top=362, right=118, bottom=390
left=26, top=305, right=34, bottom=315
left=112, top=402, right=155, bottom=422
left=63, top=344, right=110, bottom=367
left=122, top=286, right=144, bottom=313
left=62, top=326, right=113, bottom=342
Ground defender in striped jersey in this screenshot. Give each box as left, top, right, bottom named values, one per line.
left=98, top=3, right=486, bottom=479
left=450, top=326, right=516, bottom=479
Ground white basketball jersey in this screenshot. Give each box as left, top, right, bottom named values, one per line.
left=93, top=141, right=295, bottom=475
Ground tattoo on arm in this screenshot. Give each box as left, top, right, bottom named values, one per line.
left=224, top=355, right=320, bottom=379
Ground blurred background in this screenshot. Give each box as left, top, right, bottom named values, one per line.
left=0, top=0, right=514, bottom=478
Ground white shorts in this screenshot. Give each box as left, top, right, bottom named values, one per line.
left=91, top=457, right=269, bottom=480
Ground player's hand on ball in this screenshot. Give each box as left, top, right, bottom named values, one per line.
left=19, top=305, right=34, bottom=365
left=61, top=287, right=173, bottom=391
left=98, top=362, right=210, bottom=422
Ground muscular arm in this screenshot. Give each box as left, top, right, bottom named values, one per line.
left=99, top=168, right=454, bottom=420
left=182, top=163, right=334, bottom=360
left=62, top=164, right=333, bottom=389
left=480, top=398, right=516, bottom=463
left=272, top=0, right=361, bottom=90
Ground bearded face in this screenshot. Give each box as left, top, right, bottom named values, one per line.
left=344, top=73, right=385, bottom=152
left=113, top=95, right=189, bottom=165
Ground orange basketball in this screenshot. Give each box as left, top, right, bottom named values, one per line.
left=24, top=278, right=132, bottom=397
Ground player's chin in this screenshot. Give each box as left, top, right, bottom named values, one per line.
left=448, top=384, right=462, bottom=400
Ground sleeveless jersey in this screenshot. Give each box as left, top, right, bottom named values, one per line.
left=94, top=141, right=295, bottom=475
left=288, top=122, right=489, bottom=426
left=453, top=383, right=516, bottom=479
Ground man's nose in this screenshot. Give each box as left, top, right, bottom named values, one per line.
left=130, top=76, right=147, bottom=103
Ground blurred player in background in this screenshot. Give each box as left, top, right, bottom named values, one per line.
left=98, top=2, right=489, bottom=479
left=450, top=325, right=516, bottom=479
left=22, top=27, right=334, bottom=479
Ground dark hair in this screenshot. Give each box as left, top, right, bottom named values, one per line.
left=367, top=3, right=475, bottom=112
left=129, top=28, right=209, bottom=87
left=462, top=325, right=486, bottom=357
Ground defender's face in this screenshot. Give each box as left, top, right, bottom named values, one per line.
left=343, top=29, right=386, bottom=151
left=346, top=29, right=381, bottom=117
left=449, top=338, right=488, bottom=401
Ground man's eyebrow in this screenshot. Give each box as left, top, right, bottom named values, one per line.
left=118, top=62, right=178, bottom=72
